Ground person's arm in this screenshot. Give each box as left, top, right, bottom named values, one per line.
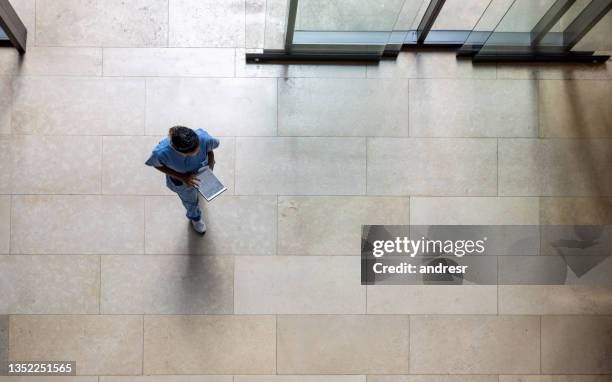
left=154, top=165, right=199, bottom=187
left=205, top=134, right=219, bottom=171
left=207, top=151, right=215, bottom=170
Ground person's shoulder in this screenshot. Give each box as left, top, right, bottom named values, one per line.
left=195, top=128, right=217, bottom=142
left=152, top=137, right=172, bottom=155
left=195, top=128, right=211, bottom=138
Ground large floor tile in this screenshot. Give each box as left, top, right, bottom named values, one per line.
left=410, top=80, right=538, bottom=137
left=102, top=136, right=234, bottom=195
left=500, top=285, right=612, bottom=314
left=169, top=0, right=245, bottom=47
left=278, top=196, right=409, bottom=255
left=101, top=255, right=233, bottom=314
left=145, top=196, right=276, bottom=255
left=0, top=197, right=8, bottom=254
left=236, top=137, right=366, bottom=195
left=410, top=315, right=540, bottom=374
left=278, top=78, right=409, bottom=137
left=103, top=48, right=235, bottom=77
left=0, top=49, right=19, bottom=76
left=542, top=315, right=612, bottom=374
left=499, top=139, right=612, bottom=196
left=11, top=195, right=144, bottom=254
left=235, top=256, right=365, bottom=314
left=369, top=377, right=497, bottom=382
left=540, top=80, right=612, bottom=137
left=0, top=255, right=99, bottom=314
left=10, top=135, right=101, bottom=194
left=145, top=78, right=276, bottom=136
left=277, top=315, right=410, bottom=374
left=540, top=197, right=612, bottom=224
left=410, top=197, right=539, bottom=225
left=103, top=136, right=172, bottom=195
left=367, top=286, right=497, bottom=314
left=12, top=77, right=145, bottom=135
left=236, top=49, right=366, bottom=78
left=9, top=315, right=143, bottom=375
left=0, top=77, right=11, bottom=135
left=36, top=0, right=168, bottom=47
left=367, top=138, right=497, bottom=196
left=14, top=47, right=102, bottom=76
left=367, top=52, right=496, bottom=79
left=144, top=315, right=276, bottom=374
left=498, top=62, right=612, bottom=81
left=238, top=378, right=365, bottom=382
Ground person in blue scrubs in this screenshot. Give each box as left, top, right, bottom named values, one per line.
left=145, top=126, right=219, bottom=234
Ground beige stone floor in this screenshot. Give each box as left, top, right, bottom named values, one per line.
left=1, top=0, right=612, bottom=380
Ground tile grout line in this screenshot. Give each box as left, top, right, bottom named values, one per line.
left=141, top=314, right=145, bottom=375
left=276, top=78, right=279, bottom=137
left=100, top=136, right=104, bottom=194
left=143, top=197, right=146, bottom=255
left=143, top=79, right=148, bottom=135
left=275, top=314, right=278, bottom=375
left=365, top=138, right=368, bottom=194
left=8, top=195, right=12, bottom=255
left=6, top=314, right=9, bottom=368
left=496, top=138, right=500, bottom=196
left=407, top=315, right=411, bottom=374
left=98, top=255, right=102, bottom=314
left=233, top=137, right=237, bottom=196
left=275, top=194, right=279, bottom=256
left=539, top=315, right=542, bottom=374
left=166, top=0, right=170, bottom=47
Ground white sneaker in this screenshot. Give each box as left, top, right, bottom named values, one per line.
left=191, top=218, right=207, bottom=234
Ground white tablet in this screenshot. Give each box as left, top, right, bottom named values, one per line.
left=196, top=166, right=227, bottom=202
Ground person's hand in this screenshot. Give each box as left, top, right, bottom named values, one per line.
left=181, top=173, right=200, bottom=187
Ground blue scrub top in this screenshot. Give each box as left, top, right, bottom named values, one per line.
left=145, top=129, right=220, bottom=174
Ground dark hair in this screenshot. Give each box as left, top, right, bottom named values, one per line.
left=169, top=126, right=199, bottom=153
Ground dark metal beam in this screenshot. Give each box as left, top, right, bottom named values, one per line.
left=473, top=51, right=610, bottom=62
left=246, top=50, right=381, bottom=63
left=563, top=0, right=612, bottom=50
left=530, top=0, right=576, bottom=46
left=284, top=0, right=299, bottom=52
left=0, top=0, right=27, bottom=53
left=416, top=0, right=447, bottom=44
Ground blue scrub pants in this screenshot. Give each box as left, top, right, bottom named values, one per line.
left=166, top=176, right=201, bottom=221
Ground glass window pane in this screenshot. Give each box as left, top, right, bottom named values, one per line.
left=572, top=10, right=612, bottom=54
left=478, top=0, right=559, bottom=53
left=294, top=0, right=405, bottom=31
left=394, top=0, right=430, bottom=30
left=549, top=0, right=591, bottom=32
left=492, top=0, right=558, bottom=32
left=431, top=0, right=491, bottom=30
left=263, top=0, right=290, bottom=50
left=289, top=0, right=408, bottom=55
left=0, top=25, right=7, bottom=40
